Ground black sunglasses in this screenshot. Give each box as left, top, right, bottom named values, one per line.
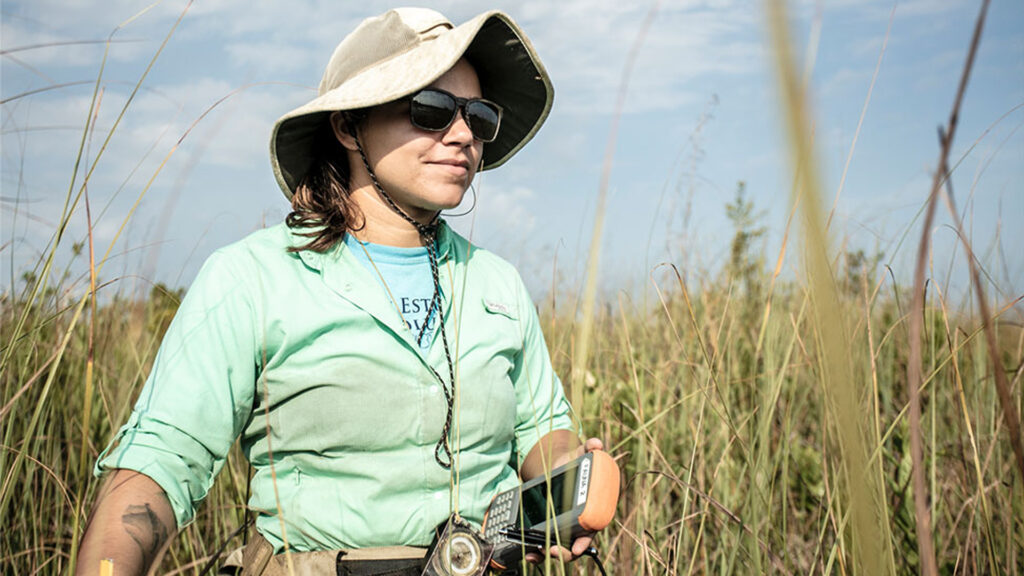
left=408, top=88, right=502, bottom=143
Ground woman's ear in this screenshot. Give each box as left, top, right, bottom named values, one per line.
left=330, top=111, right=359, bottom=151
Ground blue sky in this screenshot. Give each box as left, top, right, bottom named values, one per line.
left=2, top=0, right=1022, bottom=306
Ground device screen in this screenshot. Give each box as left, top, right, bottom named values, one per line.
left=520, top=463, right=579, bottom=530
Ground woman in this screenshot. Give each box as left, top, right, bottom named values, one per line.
left=76, top=8, right=603, bottom=576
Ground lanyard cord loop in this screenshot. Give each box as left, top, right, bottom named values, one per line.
left=354, top=135, right=455, bottom=469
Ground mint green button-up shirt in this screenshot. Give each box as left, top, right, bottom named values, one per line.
left=97, top=221, right=575, bottom=551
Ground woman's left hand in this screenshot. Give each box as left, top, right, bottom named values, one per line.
left=523, top=437, right=604, bottom=564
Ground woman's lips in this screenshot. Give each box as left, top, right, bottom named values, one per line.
left=430, top=159, right=470, bottom=176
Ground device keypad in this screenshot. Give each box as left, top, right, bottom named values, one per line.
left=484, top=490, right=518, bottom=541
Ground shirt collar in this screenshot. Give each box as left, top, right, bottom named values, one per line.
left=288, top=219, right=454, bottom=273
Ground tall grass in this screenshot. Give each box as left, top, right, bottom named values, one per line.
left=3, top=227, right=1022, bottom=574
left=2, top=1, right=1022, bottom=574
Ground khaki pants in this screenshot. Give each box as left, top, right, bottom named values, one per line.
left=219, top=533, right=427, bottom=576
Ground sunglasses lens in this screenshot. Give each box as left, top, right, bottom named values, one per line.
left=410, top=91, right=457, bottom=131
left=465, top=101, right=500, bottom=142
left=410, top=90, right=502, bottom=142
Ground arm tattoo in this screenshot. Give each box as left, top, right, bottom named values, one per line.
left=121, top=503, right=169, bottom=569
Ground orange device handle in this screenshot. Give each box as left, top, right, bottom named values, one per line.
left=578, top=450, right=620, bottom=532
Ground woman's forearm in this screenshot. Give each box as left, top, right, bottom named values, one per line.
left=520, top=429, right=582, bottom=481
left=75, top=469, right=177, bottom=576
left=518, top=433, right=605, bottom=561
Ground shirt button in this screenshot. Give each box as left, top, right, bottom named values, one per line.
left=343, top=282, right=352, bottom=291
left=434, top=491, right=445, bottom=500
left=429, top=385, right=439, bottom=394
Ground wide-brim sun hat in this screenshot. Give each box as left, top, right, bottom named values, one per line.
left=270, top=7, right=554, bottom=200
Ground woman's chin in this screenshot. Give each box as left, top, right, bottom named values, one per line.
left=426, top=190, right=469, bottom=212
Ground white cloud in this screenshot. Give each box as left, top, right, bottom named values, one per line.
left=4, top=0, right=767, bottom=204
left=2, top=0, right=192, bottom=69
left=447, top=183, right=538, bottom=248
left=518, top=1, right=762, bottom=115
left=892, top=0, right=968, bottom=19
left=3, top=0, right=1021, bottom=294
left=223, top=40, right=320, bottom=76
left=122, top=77, right=296, bottom=169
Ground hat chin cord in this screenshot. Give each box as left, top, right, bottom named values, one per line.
left=353, top=133, right=456, bottom=471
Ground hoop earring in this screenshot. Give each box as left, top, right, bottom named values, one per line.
left=444, top=183, right=478, bottom=217
left=444, top=155, right=484, bottom=218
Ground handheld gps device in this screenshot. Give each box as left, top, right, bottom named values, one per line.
left=481, top=450, right=620, bottom=571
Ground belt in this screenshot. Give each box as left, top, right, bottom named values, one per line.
left=223, top=532, right=428, bottom=576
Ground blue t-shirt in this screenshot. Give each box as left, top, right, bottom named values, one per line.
left=345, top=234, right=438, bottom=349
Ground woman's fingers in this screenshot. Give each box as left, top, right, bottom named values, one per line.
left=523, top=440, right=605, bottom=565
left=571, top=534, right=594, bottom=556
left=523, top=535, right=595, bottom=564
left=574, top=437, right=604, bottom=458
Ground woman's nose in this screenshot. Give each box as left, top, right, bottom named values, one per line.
left=442, top=110, right=475, bottom=146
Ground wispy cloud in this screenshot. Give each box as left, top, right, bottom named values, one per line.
left=448, top=183, right=538, bottom=246
left=3, top=0, right=1021, bottom=292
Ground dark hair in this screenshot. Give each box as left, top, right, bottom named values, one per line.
left=285, top=111, right=368, bottom=253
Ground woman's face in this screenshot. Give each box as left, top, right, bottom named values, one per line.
left=349, top=59, right=484, bottom=224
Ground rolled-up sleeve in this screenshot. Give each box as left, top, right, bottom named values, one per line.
left=509, top=274, right=576, bottom=468
left=96, top=251, right=258, bottom=529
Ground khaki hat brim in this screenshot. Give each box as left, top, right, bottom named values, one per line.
left=270, top=11, right=553, bottom=199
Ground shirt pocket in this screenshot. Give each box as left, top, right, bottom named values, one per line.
left=479, top=296, right=522, bottom=356
left=482, top=297, right=517, bottom=320
left=455, top=297, right=520, bottom=445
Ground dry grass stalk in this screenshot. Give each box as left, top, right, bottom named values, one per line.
left=765, top=0, right=892, bottom=573
left=938, top=140, right=1024, bottom=482
left=571, top=0, right=660, bottom=416
left=906, top=2, right=993, bottom=575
